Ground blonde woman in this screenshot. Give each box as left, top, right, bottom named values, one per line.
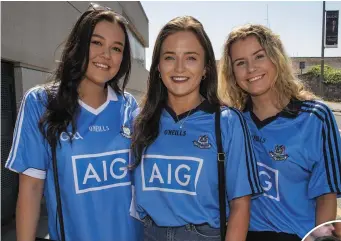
left=218, top=24, right=341, bottom=241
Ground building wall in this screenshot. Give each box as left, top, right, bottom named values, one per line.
left=120, top=1, right=149, bottom=47
left=292, top=57, right=341, bottom=74
left=299, top=74, right=341, bottom=101
left=12, top=64, right=53, bottom=107
left=2, top=2, right=76, bottom=70
left=1, top=1, right=149, bottom=105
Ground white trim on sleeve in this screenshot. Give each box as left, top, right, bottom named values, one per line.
left=23, top=168, right=46, bottom=180
left=6, top=87, right=42, bottom=169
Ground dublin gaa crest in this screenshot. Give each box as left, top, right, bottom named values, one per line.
left=193, top=135, right=211, bottom=149
left=269, top=145, right=289, bottom=161
left=120, top=126, right=132, bottom=139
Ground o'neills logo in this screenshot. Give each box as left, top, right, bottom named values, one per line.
left=164, top=130, right=186, bottom=136
left=89, top=125, right=110, bottom=132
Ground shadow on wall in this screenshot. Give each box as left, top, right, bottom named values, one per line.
left=299, top=74, right=341, bottom=102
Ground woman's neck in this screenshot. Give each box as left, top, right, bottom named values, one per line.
left=250, top=92, right=289, bottom=121
left=78, top=79, right=107, bottom=109
left=167, top=92, right=203, bottom=115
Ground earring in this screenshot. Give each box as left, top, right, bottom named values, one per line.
left=159, top=73, right=162, bottom=79
left=202, top=74, right=206, bottom=80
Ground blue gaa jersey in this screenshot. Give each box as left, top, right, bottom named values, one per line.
left=243, top=99, right=341, bottom=238
left=133, top=101, right=262, bottom=228
left=6, top=86, right=143, bottom=241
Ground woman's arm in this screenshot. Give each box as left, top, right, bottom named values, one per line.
left=315, top=193, right=337, bottom=226
left=225, top=195, right=251, bottom=241
left=16, top=174, right=45, bottom=241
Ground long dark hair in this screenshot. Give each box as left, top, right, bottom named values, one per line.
left=131, top=16, right=219, bottom=167
left=38, top=8, right=131, bottom=148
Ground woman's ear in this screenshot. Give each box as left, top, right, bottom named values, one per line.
left=203, top=67, right=207, bottom=77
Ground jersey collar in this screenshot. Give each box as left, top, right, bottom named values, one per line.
left=107, top=86, right=118, bottom=101
left=244, top=97, right=302, bottom=129
left=164, top=99, right=216, bottom=122
left=78, top=86, right=118, bottom=115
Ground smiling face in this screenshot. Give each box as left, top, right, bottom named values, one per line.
left=83, top=20, right=125, bottom=87
left=158, top=31, right=206, bottom=100
left=230, top=35, right=277, bottom=98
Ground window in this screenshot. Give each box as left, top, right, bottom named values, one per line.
left=127, top=29, right=145, bottom=67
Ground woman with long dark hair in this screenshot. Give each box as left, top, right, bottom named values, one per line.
left=6, top=3, right=142, bottom=241
left=131, top=16, right=262, bottom=241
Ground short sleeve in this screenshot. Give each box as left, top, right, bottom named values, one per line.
left=5, top=87, right=49, bottom=179
left=308, top=103, right=341, bottom=198
left=222, top=108, right=263, bottom=201
left=124, top=92, right=140, bottom=123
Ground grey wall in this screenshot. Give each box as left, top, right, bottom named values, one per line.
left=2, top=1, right=77, bottom=70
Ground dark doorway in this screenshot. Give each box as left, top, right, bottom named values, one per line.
left=1, top=60, right=19, bottom=224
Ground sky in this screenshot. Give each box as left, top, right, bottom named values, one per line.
left=141, top=1, right=341, bottom=71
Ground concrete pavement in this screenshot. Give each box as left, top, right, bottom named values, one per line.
left=325, top=101, right=341, bottom=113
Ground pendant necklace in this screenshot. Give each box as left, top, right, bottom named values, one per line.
left=175, top=97, right=204, bottom=129
left=176, top=109, right=193, bottom=129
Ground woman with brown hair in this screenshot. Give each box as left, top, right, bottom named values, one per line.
left=6, top=3, right=142, bottom=241
left=131, top=16, right=262, bottom=241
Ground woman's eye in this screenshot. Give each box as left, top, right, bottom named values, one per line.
left=256, top=54, right=265, bottom=60
left=112, top=47, right=122, bottom=52
left=91, top=40, right=102, bottom=46
left=187, top=56, right=197, bottom=61
left=236, top=61, right=245, bottom=66
left=164, top=56, right=174, bottom=60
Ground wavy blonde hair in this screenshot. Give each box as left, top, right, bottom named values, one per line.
left=218, top=24, right=317, bottom=110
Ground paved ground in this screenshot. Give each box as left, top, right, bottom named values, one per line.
left=334, top=112, right=341, bottom=134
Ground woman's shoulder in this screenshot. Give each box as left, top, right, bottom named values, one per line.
left=22, top=83, right=58, bottom=109
left=298, top=99, right=335, bottom=121
left=299, top=99, right=333, bottom=111
left=115, top=90, right=139, bottom=109
left=23, top=85, right=47, bottom=103
left=220, top=105, right=245, bottom=120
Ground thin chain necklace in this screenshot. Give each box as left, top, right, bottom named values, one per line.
left=176, top=109, right=193, bottom=129
left=175, top=97, right=204, bottom=129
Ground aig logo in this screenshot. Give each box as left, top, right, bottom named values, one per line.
left=257, top=162, right=280, bottom=201
left=141, top=155, right=203, bottom=195
left=60, top=132, right=83, bottom=141
left=72, top=150, right=131, bottom=194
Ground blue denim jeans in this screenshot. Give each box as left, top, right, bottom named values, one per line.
left=143, top=216, right=221, bottom=241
